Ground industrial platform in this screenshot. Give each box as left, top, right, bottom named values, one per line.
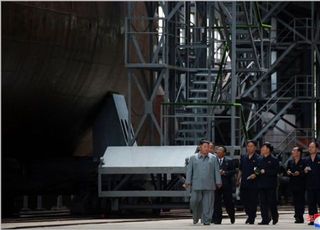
left=1, top=210, right=315, bottom=229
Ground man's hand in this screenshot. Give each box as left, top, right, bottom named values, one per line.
left=293, top=171, right=300, bottom=176
left=287, top=170, right=292, bottom=175
left=260, top=169, right=265, bottom=174
left=247, top=174, right=256, bottom=180
left=220, top=170, right=226, bottom=175
left=216, top=184, right=222, bottom=189
left=304, top=166, right=311, bottom=174
left=183, top=183, right=191, bottom=189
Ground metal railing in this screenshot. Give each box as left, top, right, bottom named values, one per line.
left=161, top=102, right=244, bottom=150
left=272, top=128, right=315, bottom=153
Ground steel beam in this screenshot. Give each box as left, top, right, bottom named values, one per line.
left=242, top=43, right=297, bottom=97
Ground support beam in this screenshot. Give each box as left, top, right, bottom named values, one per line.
left=230, top=2, right=237, bottom=154
left=242, top=43, right=297, bottom=97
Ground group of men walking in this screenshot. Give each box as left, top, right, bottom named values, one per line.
left=184, top=139, right=320, bottom=226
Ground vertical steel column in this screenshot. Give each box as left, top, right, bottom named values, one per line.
left=311, top=2, right=317, bottom=139
left=127, top=2, right=133, bottom=146
left=230, top=2, right=237, bottom=155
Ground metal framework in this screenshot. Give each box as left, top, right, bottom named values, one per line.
left=125, top=2, right=320, bottom=155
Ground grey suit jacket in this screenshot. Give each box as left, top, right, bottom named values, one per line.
left=185, top=153, right=222, bottom=190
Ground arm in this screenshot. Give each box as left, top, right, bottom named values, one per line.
left=236, top=170, right=242, bottom=186
left=286, top=163, right=293, bottom=176
left=236, top=158, right=242, bottom=185
left=214, top=157, right=222, bottom=187
left=185, top=156, right=193, bottom=186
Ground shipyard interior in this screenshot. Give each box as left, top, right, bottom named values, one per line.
left=1, top=1, right=320, bottom=229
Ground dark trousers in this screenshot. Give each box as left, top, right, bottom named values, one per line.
left=259, top=188, right=279, bottom=223
left=212, top=186, right=235, bottom=223
left=307, top=189, right=320, bottom=216
left=240, top=188, right=258, bottom=222
left=292, top=189, right=305, bottom=221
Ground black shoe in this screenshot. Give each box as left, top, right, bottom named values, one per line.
left=230, top=216, right=235, bottom=224
left=193, top=219, right=199, bottom=224
left=308, top=222, right=314, bottom=225
left=294, top=218, right=304, bottom=224
left=203, top=222, right=210, bottom=225
left=246, top=218, right=254, bottom=224
left=272, top=218, right=278, bottom=225
left=258, top=221, right=269, bottom=225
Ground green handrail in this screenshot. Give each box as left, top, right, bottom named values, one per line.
left=211, top=44, right=229, bottom=102
left=255, top=2, right=272, bottom=29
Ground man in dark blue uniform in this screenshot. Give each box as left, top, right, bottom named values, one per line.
left=304, top=141, right=320, bottom=225
left=257, top=142, right=279, bottom=225
left=237, top=140, right=260, bottom=224
left=286, top=146, right=306, bottom=223
left=212, top=146, right=236, bottom=224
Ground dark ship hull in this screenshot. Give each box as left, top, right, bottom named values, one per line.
left=2, top=2, right=148, bottom=215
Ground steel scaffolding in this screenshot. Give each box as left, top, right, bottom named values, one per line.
left=125, top=2, right=320, bottom=155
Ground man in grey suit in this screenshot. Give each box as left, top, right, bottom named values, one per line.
left=184, top=139, right=222, bottom=225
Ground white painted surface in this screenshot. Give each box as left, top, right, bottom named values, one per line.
left=101, top=146, right=198, bottom=168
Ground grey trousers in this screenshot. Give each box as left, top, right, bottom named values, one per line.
left=190, top=190, right=215, bottom=224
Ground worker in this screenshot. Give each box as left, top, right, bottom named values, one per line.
left=237, top=140, right=260, bottom=224
left=257, top=142, right=279, bottom=225
left=209, top=142, right=216, bottom=155
left=212, top=146, right=236, bottom=224
left=184, top=139, right=222, bottom=225
left=286, top=146, right=306, bottom=223
left=304, top=141, right=320, bottom=225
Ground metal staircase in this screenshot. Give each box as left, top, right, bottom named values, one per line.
left=245, top=77, right=297, bottom=141
left=167, top=2, right=271, bottom=148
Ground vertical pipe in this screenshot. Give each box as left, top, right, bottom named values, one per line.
left=128, top=71, right=132, bottom=145
left=22, top=195, right=29, bottom=211
left=127, top=2, right=133, bottom=146
left=36, top=195, right=42, bottom=210
left=311, top=2, right=317, bottom=139
left=231, top=2, right=237, bottom=155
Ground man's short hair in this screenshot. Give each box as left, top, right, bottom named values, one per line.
left=261, top=142, right=273, bottom=152
left=293, top=146, right=303, bottom=155
left=247, top=140, right=257, bottom=146
left=219, top=146, right=227, bottom=153
left=199, top=139, right=210, bottom=145
left=309, top=140, right=319, bottom=148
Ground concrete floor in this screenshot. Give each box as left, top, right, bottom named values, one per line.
left=2, top=211, right=315, bottom=230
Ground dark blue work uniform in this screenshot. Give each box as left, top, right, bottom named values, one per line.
left=239, top=153, right=261, bottom=223
left=304, top=153, right=320, bottom=220
left=212, top=157, right=236, bottom=224
left=286, top=158, right=306, bottom=222
left=257, top=154, right=280, bottom=224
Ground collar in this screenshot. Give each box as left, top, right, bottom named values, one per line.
left=198, top=153, right=208, bottom=159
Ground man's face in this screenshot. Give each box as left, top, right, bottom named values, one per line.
left=291, top=147, right=300, bottom=159
left=246, top=142, right=256, bottom=154
left=200, top=143, right=209, bottom=155
left=216, top=147, right=225, bottom=158
left=260, top=146, right=270, bottom=157
left=309, top=142, right=318, bottom=154
left=209, top=143, right=215, bottom=153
